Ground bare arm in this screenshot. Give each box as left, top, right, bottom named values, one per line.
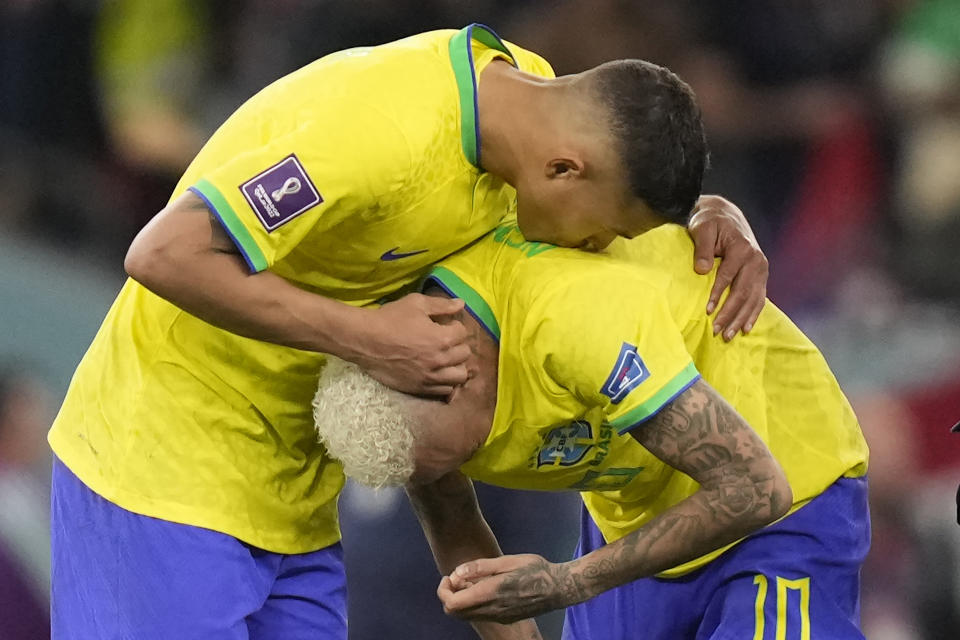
left=439, top=379, right=792, bottom=622
left=124, top=191, right=470, bottom=395
left=407, top=472, right=543, bottom=640
left=554, top=379, right=792, bottom=599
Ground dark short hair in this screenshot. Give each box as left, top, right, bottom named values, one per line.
left=590, top=60, right=708, bottom=223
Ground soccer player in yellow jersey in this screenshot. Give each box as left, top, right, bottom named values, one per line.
left=49, top=24, right=768, bottom=639
left=315, top=222, right=870, bottom=639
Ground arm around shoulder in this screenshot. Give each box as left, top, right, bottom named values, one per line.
left=124, top=190, right=366, bottom=354
left=124, top=192, right=473, bottom=395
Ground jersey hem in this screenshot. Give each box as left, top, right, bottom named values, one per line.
left=189, top=181, right=269, bottom=272
left=48, top=442, right=342, bottom=555
left=611, top=363, right=701, bottom=434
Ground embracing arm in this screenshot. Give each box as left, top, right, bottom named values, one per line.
left=407, top=472, right=543, bottom=640
left=440, top=379, right=792, bottom=622
left=124, top=191, right=469, bottom=395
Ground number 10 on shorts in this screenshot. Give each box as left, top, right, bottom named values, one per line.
left=753, top=574, right=811, bottom=640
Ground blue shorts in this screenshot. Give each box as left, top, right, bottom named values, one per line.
left=563, top=476, right=870, bottom=640
left=50, top=457, right=347, bottom=640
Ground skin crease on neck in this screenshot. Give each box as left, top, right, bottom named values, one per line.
left=405, top=288, right=501, bottom=485
left=475, top=61, right=665, bottom=250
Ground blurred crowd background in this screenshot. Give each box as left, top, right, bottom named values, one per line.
left=2, top=0, right=959, bottom=638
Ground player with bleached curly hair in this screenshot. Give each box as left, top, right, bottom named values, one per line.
left=49, top=20, right=773, bottom=638
left=314, top=222, right=870, bottom=640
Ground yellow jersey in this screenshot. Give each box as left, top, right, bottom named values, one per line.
left=426, top=223, right=868, bottom=576
left=48, top=26, right=555, bottom=554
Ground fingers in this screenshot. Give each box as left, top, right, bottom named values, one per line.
left=454, top=557, right=509, bottom=582
left=427, top=365, right=469, bottom=387
left=712, top=256, right=768, bottom=340
left=687, top=216, right=719, bottom=275
left=434, top=320, right=469, bottom=351
left=420, top=384, right=456, bottom=397
left=714, top=293, right=750, bottom=341
left=448, top=570, right=477, bottom=591
left=707, top=261, right=735, bottom=317
left=438, top=576, right=473, bottom=616
left=423, top=338, right=470, bottom=386
left=438, top=575, right=456, bottom=602
left=438, top=577, right=500, bottom=618
left=422, top=294, right=466, bottom=319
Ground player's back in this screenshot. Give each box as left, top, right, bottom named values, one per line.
left=605, top=225, right=869, bottom=506
left=431, top=221, right=868, bottom=514
left=429, top=222, right=868, bottom=574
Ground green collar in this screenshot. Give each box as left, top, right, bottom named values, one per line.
left=448, top=24, right=517, bottom=169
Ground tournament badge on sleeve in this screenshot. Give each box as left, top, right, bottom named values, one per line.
left=241, top=154, right=323, bottom=231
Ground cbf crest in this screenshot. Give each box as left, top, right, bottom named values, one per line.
left=537, top=421, right=594, bottom=467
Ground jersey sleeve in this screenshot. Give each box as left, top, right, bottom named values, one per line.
left=527, top=266, right=701, bottom=435
left=188, top=98, right=411, bottom=272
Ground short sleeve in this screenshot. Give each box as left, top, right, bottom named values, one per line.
left=527, top=266, right=701, bottom=434
left=188, top=99, right=410, bottom=272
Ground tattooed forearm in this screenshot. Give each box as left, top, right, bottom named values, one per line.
left=563, top=379, right=792, bottom=599
left=490, top=557, right=592, bottom=621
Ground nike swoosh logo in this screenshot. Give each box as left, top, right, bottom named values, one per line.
left=380, top=247, right=429, bottom=261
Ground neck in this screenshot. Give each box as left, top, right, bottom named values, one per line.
left=477, top=62, right=571, bottom=183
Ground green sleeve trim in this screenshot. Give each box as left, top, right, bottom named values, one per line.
left=190, top=179, right=269, bottom=272
left=448, top=24, right=517, bottom=169
left=423, top=266, right=501, bottom=342
left=610, top=363, right=701, bottom=434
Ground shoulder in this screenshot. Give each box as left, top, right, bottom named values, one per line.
left=510, top=247, right=661, bottom=313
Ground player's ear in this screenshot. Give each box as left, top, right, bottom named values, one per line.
left=545, top=157, right=585, bottom=180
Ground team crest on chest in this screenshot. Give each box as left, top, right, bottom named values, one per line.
left=601, top=342, right=650, bottom=404
left=537, top=421, right=594, bottom=467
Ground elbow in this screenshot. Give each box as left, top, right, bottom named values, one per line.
left=123, top=242, right=148, bottom=282
left=766, top=462, right=793, bottom=523
left=124, top=243, right=159, bottom=288
left=124, top=230, right=173, bottom=289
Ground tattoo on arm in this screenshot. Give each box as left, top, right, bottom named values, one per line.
left=500, top=380, right=792, bottom=607
left=632, top=379, right=790, bottom=524
left=207, top=212, right=241, bottom=255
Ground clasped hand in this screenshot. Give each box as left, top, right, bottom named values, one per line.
left=437, top=554, right=586, bottom=624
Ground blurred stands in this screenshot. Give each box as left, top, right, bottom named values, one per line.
left=0, top=365, right=55, bottom=637
left=0, top=1, right=957, bottom=638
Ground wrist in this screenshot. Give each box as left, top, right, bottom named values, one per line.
left=557, top=559, right=597, bottom=607
left=317, top=304, right=375, bottom=361
left=564, top=555, right=615, bottom=605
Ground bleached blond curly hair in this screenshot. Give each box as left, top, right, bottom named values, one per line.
left=312, top=357, right=417, bottom=488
